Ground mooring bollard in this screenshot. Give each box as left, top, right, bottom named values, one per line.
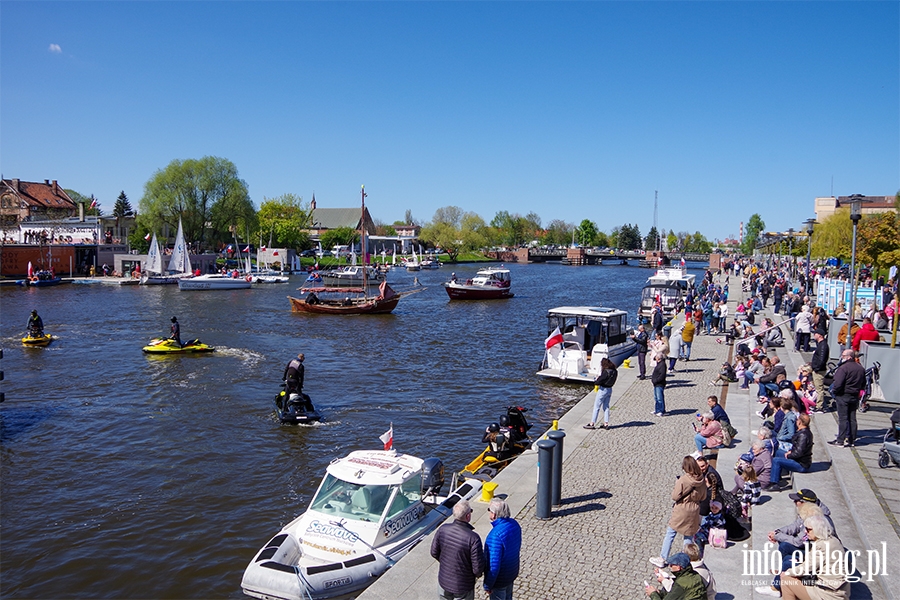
left=536, top=439, right=556, bottom=519
left=547, top=430, right=565, bottom=507
left=481, top=481, right=499, bottom=502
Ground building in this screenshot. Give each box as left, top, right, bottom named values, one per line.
left=814, top=195, right=897, bottom=222
left=1, top=178, right=77, bottom=235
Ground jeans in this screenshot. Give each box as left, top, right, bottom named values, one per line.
left=757, top=382, right=779, bottom=398
left=773, top=541, right=805, bottom=590
left=835, top=394, right=859, bottom=443
left=694, top=432, right=722, bottom=453
left=680, top=341, right=692, bottom=360
left=487, top=583, right=514, bottom=600
left=654, top=386, right=666, bottom=414
left=704, top=317, right=712, bottom=334
left=660, top=526, right=682, bottom=559
left=770, top=457, right=808, bottom=482
left=794, top=331, right=810, bottom=352
left=637, top=351, right=647, bottom=377
left=668, top=357, right=677, bottom=371
left=439, top=586, right=475, bottom=600
left=592, top=386, right=612, bottom=425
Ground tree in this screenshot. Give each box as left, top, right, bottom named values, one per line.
left=857, top=211, right=900, bottom=275
left=577, top=219, right=598, bottom=246
left=490, top=211, right=527, bottom=246
left=544, top=220, right=573, bottom=246
left=810, top=210, right=852, bottom=261
left=741, top=214, right=765, bottom=255
left=645, top=226, right=660, bottom=252
left=617, top=223, right=642, bottom=250
left=320, top=227, right=358, bottom=251
left=404, top=209, right=418, bottom=226
left=113, top=191, right=134, bottom=219
left=139, top=156, right=252, bottom=249
left=523, top=212, right=542, bottom=243
left=65, top=189, right=101, bottom=216
left=666, top=230, right=678, bottom=252
left=419, top=207, right=488, bottom=260
left=258, top=193, right=311, bottom=250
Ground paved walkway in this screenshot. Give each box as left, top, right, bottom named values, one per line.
left=361, top=275, right=900, bottom=600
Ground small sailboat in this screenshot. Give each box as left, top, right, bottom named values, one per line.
left=141, top=232, right=184, bottom=285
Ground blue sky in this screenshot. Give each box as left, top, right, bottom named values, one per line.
left=2, top=1, right=897, bottom=242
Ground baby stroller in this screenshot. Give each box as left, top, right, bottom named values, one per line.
left=878, top=408, right=900, bottom=469
left=859, top=361, right=881, bottom=413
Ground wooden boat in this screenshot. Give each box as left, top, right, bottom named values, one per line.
left=443, top=267, right=513, bottom=300
left=288, top=281, right=401, bottom=315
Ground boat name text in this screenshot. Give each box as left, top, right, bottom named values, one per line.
left=383, top=506, right=424, bottom=538
left=306, top=521, right=357, bottom=543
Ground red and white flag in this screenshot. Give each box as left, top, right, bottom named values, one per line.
left=89, top=198, right=97, bottom=209
left=27, top=261, right=33, bottom=278
left=261, top=245, right=267, bottom=252
left=680, top=257, right=686, bottom=267
left=545, top=326, right=564, bottom=349
left=144, top=232, right=152, bottom=241
left=243, top=246, right=250, bottom=253
left=379, top=425, right=393, bottom=451
left=272, top=250, right=279, bottom=256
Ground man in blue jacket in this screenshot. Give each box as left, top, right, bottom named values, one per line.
left=483, top=498, right=522, bottom=600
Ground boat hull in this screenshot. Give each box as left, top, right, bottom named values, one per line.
left=22, top=333, right=52, bottom=346
left=274, top=392, right=322, bottom=424
left=287, top=294, right=400, bottom=315
left=142, top=338, right=215, bottom=353
left=536, top=341, right=637, bottom=383
left=444, top=285, right=513, bottom=300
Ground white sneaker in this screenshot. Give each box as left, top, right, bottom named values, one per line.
left=755, top=586, right=781, bottom=597
left=648, top=556, right=666, bottom=568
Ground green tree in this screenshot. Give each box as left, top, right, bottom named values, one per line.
left=666, top=230, right=678, bottom=251
left=543, top=220, right=573, bottom=245
left=490, top=211, right=527, bottom=246
left=609, top=227, right=620, bottom=249
left=65, top=189, right=101, bottom=216
left=113, top=191, right=134, bottom=219
left=577, top=219, right=598, bottom=246
left=857, top=212, right=900, bottom=275
left=523, top=212, right=542, bottom=243
left=139, top=156, right=252, bottom=249
left=741, top=214, right=765, bottom=255
left=320, top=227, right=358, bottom=251
left=645, top=226, right=660, bottom=252
left=420, top=207, right=488, bottom=260
left=258, top=193, right=311, bottom=250
left=617, top=223, right=642, bottom=250
left=595, top=231, right=610, bottom=248
left=404, top=209, right=418, bottom=226
left=810, top=210, right=852, bottom=261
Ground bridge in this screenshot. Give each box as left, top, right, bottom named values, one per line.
left=484, top=247, right=711, bottom=266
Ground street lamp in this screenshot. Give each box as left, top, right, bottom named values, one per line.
left=845, top=194, right=867, bottom=351
left=787, top=228, right=794, bottom=276
left=804, top=218, right=817, bottom=297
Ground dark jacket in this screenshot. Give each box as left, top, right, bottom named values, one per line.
left=831, top=359, right=866, bottom=398
left=634, top=330, right=649, bottom=353
left=594, top=367, right=618, bottom=389
left=283, top=359, right=304, bottom=391
left=483, top=517, right=522, bottom=590
left=810, top=341, right=830, bottom=373
left=431, top=519, right=485, bottom=595
left=652, top=310, right=663, bottom=332
left=759, top=364, right=786, bottom=384
left=789, top=427, right=814, bottom=469
left=649, top=565, right=707, bottom=600
left=651, top=360, right=667, bottom=387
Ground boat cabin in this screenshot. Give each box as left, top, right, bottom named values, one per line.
left=546, top=306, right=630, bottom=352
left=639, top=268, right=696, bottom=319
left=470, top=268, right=510, bottom=287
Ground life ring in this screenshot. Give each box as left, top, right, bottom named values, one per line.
left=246, top=275, right=253, bottom=282
left=30, top=276, right=38, bottom=283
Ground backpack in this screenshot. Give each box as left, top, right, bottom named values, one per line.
left=719, top=420, right=737, bottom=446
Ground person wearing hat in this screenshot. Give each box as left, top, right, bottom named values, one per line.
left=168, top=316, right=182, bottom=347
left=644, top=552, right=706, bottom=600
left=27, top=310, right=44, bottom=336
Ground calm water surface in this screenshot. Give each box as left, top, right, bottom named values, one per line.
left=0, top=262, right=705, bottom=599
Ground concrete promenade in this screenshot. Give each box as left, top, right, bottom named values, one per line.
left=360, top=276, right=899, bottom=600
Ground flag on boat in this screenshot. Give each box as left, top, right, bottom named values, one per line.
left=680, top=257, right=686, bottom=267
left=243, top=246, right=250, bottom=253
left=261, top=245, right=267, bottom=252
left=226, top=244, right=233, bottom=252
left=379, top=425, right=393, bottom=451
left=545, top=326, right=564, bottom=349
left=27, top=261, right=33, bottom=278
left=144, top=232, right=152, bottom=241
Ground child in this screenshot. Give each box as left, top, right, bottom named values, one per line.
left=738, top=465, right=761, bottom=517
left=692, top=500, right=726, bottom=556
left=709, top=361, right=738, bottom=386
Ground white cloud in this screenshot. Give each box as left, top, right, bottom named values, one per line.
left=48, top=44, right=62, bottom=53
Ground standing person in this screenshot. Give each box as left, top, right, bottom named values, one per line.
left=793, top=306, right=813, bottom=352
left=632, top=323, right=649, bottom=380
left=718, top=302, right=729, bottom=334
left=668, top=326, right=682, bottom=374
left=681, top=316, right=696, bottom=361
left=828, top=349, right=866, bottom=448
left=482, top=498, right=521, bottom=600
left=169, top=316, right=182, bottom=346
left=283, top=353, right=305, bottom=397
left=651, top=304, right=664, bottom=337
left=649, top=456, right=707, bottom=567
left=651, top=353, right=668, bottom=417
left=430, top=499, right=485, bottom=600
left=585, top=358, right=617, bottom=430
left=809, top=331, right=830, bottom=412
left=27, top=310, right=44, bottom=335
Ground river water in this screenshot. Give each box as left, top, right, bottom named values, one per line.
left=0, top=261, right=705, bottom=599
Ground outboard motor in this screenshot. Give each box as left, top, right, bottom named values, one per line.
left=421, top=458, right=445, bottom=497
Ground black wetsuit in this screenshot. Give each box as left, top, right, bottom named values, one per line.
left=27, top=315, right=44, bottom=335
left=170, top=321, right=182, bottom=346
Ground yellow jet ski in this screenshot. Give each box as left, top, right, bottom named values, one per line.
left=22, top=332, right=52, bottom=347
left=142, top=337, right=215, bottom=354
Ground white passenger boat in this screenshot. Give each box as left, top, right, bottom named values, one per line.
left=536, top=306, right=637, bottom=383
left=320, top=265, right=385, bottom=287
left=178, top=273, right=252, bottom=290
left=637, top=267, right=696, bottom=321
left=241, top=449, right=482, bottom=600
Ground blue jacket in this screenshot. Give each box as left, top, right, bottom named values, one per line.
left=483, top=517, right=522, bottom=590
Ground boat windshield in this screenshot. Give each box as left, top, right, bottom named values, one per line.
left=384, top=473, right=423, bottom=519
left=310, top=474, right=395, bottom=522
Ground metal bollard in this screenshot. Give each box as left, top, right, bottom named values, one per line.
left=535, top=439, right=556, bottom=519
left=547, top=430, right=565, bottom=507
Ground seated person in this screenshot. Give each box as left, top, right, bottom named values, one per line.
left=761, top=318, right=784, bottom=348
left=778, top=515, right=850, bottom=600
left=694, top=412, right=725, bottom=454
left=709, top=362, right=738, bottom=386
left=691, top=500, right=726, bottom=557
left=774, top=397, right=798, bottom=453
left=737, top=465, right=761, bottom=516
left=755, top=355, right=786, bottom=399
left=767, top=414, right=813, bottom=490
left=482, top=423, right=511, bottom=461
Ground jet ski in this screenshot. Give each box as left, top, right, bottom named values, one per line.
left=142, top=338, right=215, bottom=354
left=22, top=332, right=52, bottom=347
left=274, top=387, right=322, bottom=424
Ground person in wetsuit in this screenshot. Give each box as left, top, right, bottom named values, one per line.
left=283, top=353, right=312, bottom=412
left=169, top=316, right=182, bottom=346
left=27, top=310, right=44, bottom=336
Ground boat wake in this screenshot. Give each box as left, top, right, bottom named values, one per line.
left=212, top=347, right=267, bottom=364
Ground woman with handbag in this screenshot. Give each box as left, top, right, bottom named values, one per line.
left=649, top=456, right=707, bottom=568
left=777, top=515, right=850, bottom=599
left=585, top=358, right=617, bottom=430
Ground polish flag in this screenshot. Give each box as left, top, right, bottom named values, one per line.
left=89, top=198, right=97, bottom=209
left=144, top=232, right=152, bottom=240
left=379, top=425, right=393, bottom=451
left=272, top=250, right=279, bottom=256
left=243, top=246, right=250, bottom=253
left=261, top=245, right=267, bottom=252
left=545, top=326, right=564, bottom=349
left=680, top=257, right=686, bottom=267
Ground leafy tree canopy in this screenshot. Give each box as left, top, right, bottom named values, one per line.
left=810, top=209, right=852, bottom=261
left=857, top=211, right=900, bottom=273
left=617, top=223, right=642, bottom=250
left=741, top=214, right=765, bottom=255
left=577, top=219, right=599, bottom=246
left=543, top=219, right=573, bottom=246
left=65, top=189, right=101, bottom=216
left=645, top=226, right=660, bottom=252
left=419, top=207, right=488, bottom=260
left=320, top=227, right=358, bottom=251
left=258, top=193, right=311, bottom=250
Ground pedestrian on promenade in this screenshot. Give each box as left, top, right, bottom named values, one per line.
left=585, top=357, right=617, bottom=430
left=651, top=353, right=668, bottom=417
left=649, top=331, right=668, bottom=363
left=793, top=305, right=813, bottom=352
left=668, top=325, right=682, bottom=373
left=680, top=316, right=696, bottom=361
left=430, top=499, right=485, bottom=600
left=652, top=303, right=664, bottom=336
left=809, top=331, right=830, bottom=412
left=649, top=456, right=707, bottom=567
left=645, top=552, right=706, bottom=600
left=828, top=349, right=866, bottom=448
left=482, top=498, right=521, bottom=600
left=632, top=323, right=649, bottom=379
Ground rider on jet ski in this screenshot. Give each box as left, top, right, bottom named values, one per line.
left=482, top=422, right=512, bottom=461
left=169, top=316, right=182, bottom=347
left=283, top=353, right=314, bottom=412
left=27, top=310, right=44, bottom=336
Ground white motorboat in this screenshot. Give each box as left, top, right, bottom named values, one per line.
left=319, top=265, right=385, bottom=287
left=241, top=449, right=482, bottom=600
left=536, top=306, right=637, bottom=383
left=443, top=267, right=513, bottom=300
left=638, top=267, right=696, bottom=321
left=178, top=273, right=252, bottom=290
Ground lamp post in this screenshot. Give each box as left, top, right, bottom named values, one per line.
left=845, top=194, right=866, bottom=352
left=804, top=218, right=817, bottom=297
left=787, top=227, right=794, bottom=277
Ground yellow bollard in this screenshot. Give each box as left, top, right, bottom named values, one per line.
left=481, top=481, right=499, bottom=502
left=552, top=419, right=559, bottom=431
left=622, top=358, right=631, bottom=369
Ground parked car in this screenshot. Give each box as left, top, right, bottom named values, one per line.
left=300, top=249, right=317, bottom=257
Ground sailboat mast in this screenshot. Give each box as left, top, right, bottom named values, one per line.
left=361, top=185, right=367, bottom=290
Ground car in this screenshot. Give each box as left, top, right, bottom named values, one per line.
left=300, top=249, right=317, bottom=257
left=316, top=250, right=333, bottom=257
